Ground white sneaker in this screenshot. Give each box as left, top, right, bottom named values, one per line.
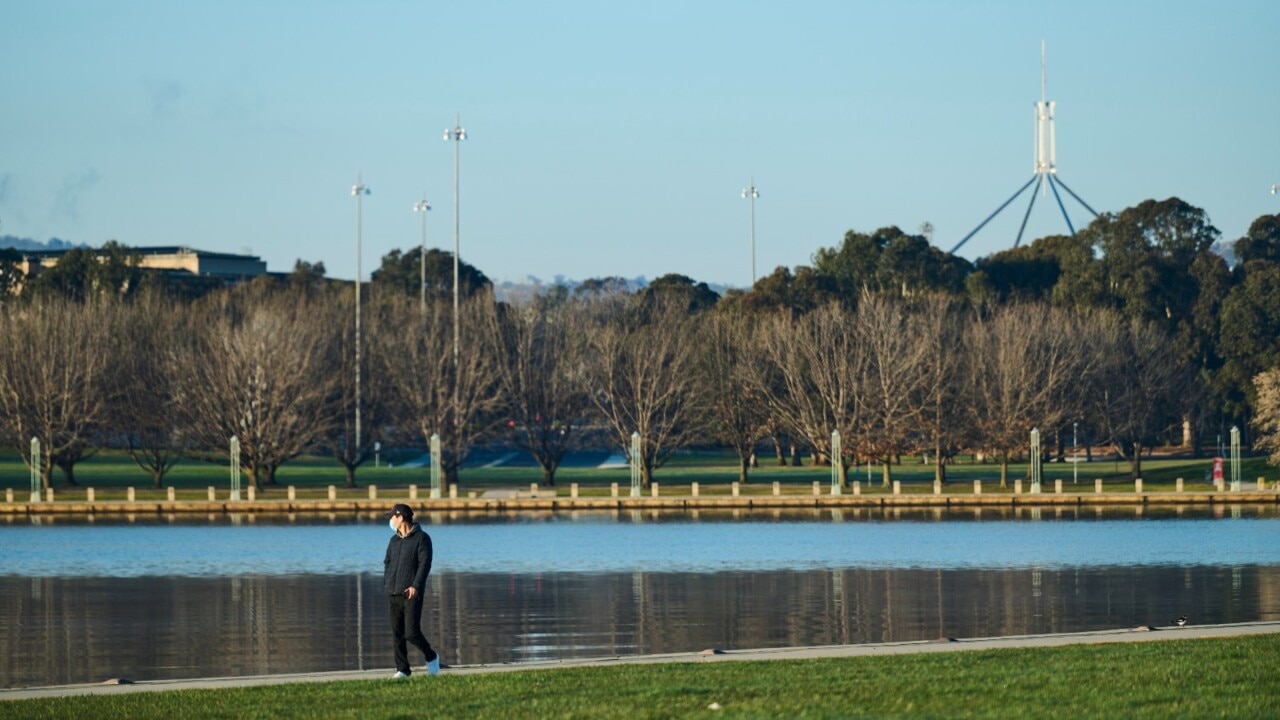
left=391, top=671, right=410, bottom=679
left=426, top=657, right=441, bottom=676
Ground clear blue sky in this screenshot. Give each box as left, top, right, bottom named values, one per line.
left=3, top=0, right=1278, bottom=287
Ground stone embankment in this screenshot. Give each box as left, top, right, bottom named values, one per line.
left=3, top=477, right=1277, bottom=515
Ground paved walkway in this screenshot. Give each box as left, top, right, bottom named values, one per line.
left=4, top=620, right=1277, bottom=702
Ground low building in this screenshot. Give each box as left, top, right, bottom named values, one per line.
left=19, top=245, right=268, bottom=281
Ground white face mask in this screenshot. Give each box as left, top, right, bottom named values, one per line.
left=389, top=518, right=398, bottom=533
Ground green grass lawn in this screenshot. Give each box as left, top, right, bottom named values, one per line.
left=4, top=634, right=1277, bottom=719
left=1, top=447, right=1274, bottom=499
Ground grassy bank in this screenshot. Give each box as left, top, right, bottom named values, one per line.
left=2, top=448, right=1274, bottom=501
left=4, top=634, right=1278, bottom=719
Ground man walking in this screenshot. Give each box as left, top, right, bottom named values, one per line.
left=383, top=503, right=441, bottom=678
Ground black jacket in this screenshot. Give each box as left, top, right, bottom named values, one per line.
left=383, top=523, right=433, bottom=595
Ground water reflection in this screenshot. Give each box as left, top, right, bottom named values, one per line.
left=3, top=564, right=1279, bottom=689
left=4, top=507, right=1280, bottom=689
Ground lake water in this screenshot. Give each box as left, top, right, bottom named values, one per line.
left=2, top=506, right=1278, bottom=688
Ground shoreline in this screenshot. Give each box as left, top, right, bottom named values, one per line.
left=2, top=488, right=1278, bottom=515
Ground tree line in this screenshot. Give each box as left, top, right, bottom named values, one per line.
left=2, top=197, right=1278, bottom=492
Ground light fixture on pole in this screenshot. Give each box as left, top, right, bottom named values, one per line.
left=443, top=114, right=466, bottom=366
left=1029, top=427, right=1042, bottom=494
left=1073, top=421, right=1079, bottom=485
left=741, top=180, right=759, bottom=287
left=413, top=196, right=432, bottom=313
left=1230, top=426, right=1241, bottom=492
left=351, top=177, right=371, bottom=456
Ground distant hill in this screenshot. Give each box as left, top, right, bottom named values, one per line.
left=0, top=235, right=85, bottom=252
left=492, top=275, right=737, bottom=303
left=492, top=275, right=646, bottom=303
left=1212, top=239, right=1237, bottom=268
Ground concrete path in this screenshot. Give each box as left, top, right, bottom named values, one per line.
left=3, top=620, right=1277, bottom=702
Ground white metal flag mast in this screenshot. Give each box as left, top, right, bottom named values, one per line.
left=951, top=41, right=1099, bottom=254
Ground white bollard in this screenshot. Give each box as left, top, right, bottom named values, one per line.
left=1054, top=479, right=1062, bottom=494
left=651, top=483, right=659, bottom=498
left=610, top=483, right=619, bottom=499
left=1175, top=478, right=1183, bottom=493
left=812, top=481, right=820, bottom=496
left=288, top=486, right=297, bottom=500
left=853, top=481, right=861, bottom=496
left=368, top=485, right=377, bottom=500
left=570, top=483, right=579, bottom=499
left=408, top=484, right=417, bottom=500
left=1014, top=480, right=1022, bottom=495
left=247, top=486, right=256, bottom=502
left=208, top=486, right=216, bottom=501
left=893, top=481, right=901, bottom=496
left=47, top=487, right=55, bottom=503
left=449, top=485, right=458, bottom=499
left=772, top=481, right=781, bottom=496
left=86, top=488, right=94, bottom=503
left=1095, top=478, right=1103, bottom=494
left=531, top=483, right=539, bottom=496
left=127, top=487, right=136, bottom=503
left=732, top=482, right=740, bottom=497
left=1135, top=478, right=1143, bottom=494
left=973, top=480, right=982, bottom=495
left=5, top=488, right=13, bottom=503
left=328, top=485, right=337, bottom=500
left=167, top=487, right=176, bottom=502
left=691, top=482, right=699, bottom=497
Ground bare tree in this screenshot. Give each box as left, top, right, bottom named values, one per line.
left=583, top=294, right=708, bottom=487
left=168, top=290, right=338, bottom=490
left=699, top=307, right=771, bottom=483
left=0, top=297, right=119, bottom=489
left=1252, top=369, right=1280, bottom=466
left=319, top=289, right=392, bottom=488
left=494, top=295, right=593, bottom=486
left=755, top=303, right=866, bottom=487
left=853, top=292, right=934, bottom=487
left=913, top=294, right=969, bottom=484
left=373, top=294, right=505, bottom=486
left=1089, top=311, right=1193, bottom=479
left=965, top=303, right=1085, bottom=488
left=112, top=292, right=184, bottom=487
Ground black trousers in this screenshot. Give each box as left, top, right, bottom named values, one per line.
left=389, top=593, right=437, bottom=674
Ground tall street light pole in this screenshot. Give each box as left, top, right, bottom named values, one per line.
left=413, top=196, right=432, bottom=313
left=443, top=114, right=466, bottom=366
left=741, top=180, right=759, bottom=287
left=351, top=177, right=371, bottom=457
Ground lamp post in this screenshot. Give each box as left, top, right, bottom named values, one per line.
left=443, top=114, right=466, bottom=366
left=1030, top=427, right=1042, bottom=494
left=1230, top=425, right=1241, bottom=492
left=351, top=177, right=371, bottom=456
left=1073, top=421, right=1078, bottom=485
left=741, top=180, right=759, bottom=287
left=413, top=196, right=432, bottom=313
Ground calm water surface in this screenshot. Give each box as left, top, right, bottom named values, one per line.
left=2, top=506, right=1278, bottom=688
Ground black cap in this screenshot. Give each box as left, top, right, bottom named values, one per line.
left=386, top=503, right=414, bottom=521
